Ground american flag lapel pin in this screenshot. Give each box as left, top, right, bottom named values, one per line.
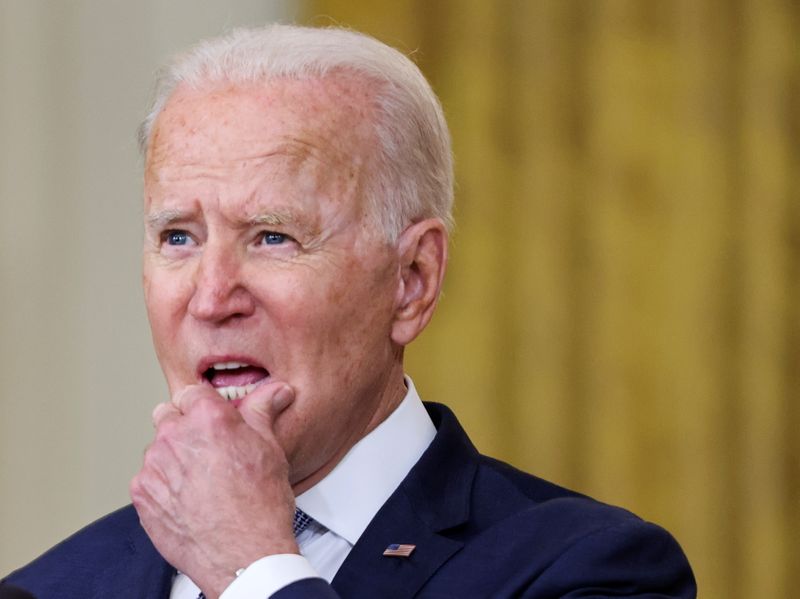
left=383, top=543, right=416, bottom=557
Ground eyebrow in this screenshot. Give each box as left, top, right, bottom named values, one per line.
left=251, top=210, right=320, bottom=241
left=145, top=209, right=188, bottom=228
left=248, top=212, right=298, bottom=227
left=145, top=208, right=305, bottom=231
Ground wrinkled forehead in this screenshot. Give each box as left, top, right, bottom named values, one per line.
left=145, top=72, right=381, bottom=175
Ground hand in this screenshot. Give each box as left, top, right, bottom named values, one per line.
left=130, top=382, right=297, bottom=599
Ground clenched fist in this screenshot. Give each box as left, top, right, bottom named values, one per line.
left=130, top=381, right=298, bottom=599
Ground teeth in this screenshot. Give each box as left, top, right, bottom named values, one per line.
left=212, top=361, right=250, bottom=370
left=215, top=383, right=257, bottom=401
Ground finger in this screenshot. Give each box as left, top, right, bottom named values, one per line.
left=238, top=382, right=294, bottom=438
left=152, top=401, right=180, bottom=427
left=172, top=384, right=217, bottom=415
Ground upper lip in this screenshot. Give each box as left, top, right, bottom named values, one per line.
left=196, top=355, right=269, bottom=382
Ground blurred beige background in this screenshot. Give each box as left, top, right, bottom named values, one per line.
left=2, top=1, right=799, bottom=598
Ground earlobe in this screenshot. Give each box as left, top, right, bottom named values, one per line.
left=391, top=219, right=448, bottom=346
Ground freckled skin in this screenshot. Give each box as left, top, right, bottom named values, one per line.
left=143, top=76, right=406, bottom=491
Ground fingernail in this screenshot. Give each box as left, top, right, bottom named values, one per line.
left=273, top=385, right=294, bottom=412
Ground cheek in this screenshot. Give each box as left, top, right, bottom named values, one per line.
left=324, top=278, right=397, bottom=376
left=288, top=264, right=394, bottom=345
left=144, top=268, right=190, bottom=346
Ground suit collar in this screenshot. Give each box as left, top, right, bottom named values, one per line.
left=331, top=403, right=478, bottom=598
left=400, top=402, right=479, bottom=531
left=297, top=380, right=436, bottom=546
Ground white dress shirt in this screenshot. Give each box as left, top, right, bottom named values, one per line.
left=171, top=377, right=436, bottom=599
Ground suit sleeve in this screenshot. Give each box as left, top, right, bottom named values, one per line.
left=269, top=578, right=340, bottom=599
left=523, top=519, right=696, bottom=598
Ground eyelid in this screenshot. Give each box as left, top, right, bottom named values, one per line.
left=159, top=228, right=182, bottom=241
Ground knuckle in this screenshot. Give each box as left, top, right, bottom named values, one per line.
left=152, top=401, right=176, bottom=424
left=129, top=476, right=145, bottom=504
left=154, top=418, right=177, bottom=441
left=142, top=438, right=174, bottom=472
left=142, top=445, right=159, bottom=469
left=194, top=394, right=229, bottom=423
left=172, top=387, right=195, bottom=413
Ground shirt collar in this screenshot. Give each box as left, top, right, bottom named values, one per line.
left=295, top=376, right=436, bottom=546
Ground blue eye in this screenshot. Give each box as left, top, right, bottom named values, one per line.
left=165, top=230, right=189, bottom=245
left=262, top=231, right=286, bottom=245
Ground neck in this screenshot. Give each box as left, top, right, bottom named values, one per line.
left=290, top=365, right=408, bottom=495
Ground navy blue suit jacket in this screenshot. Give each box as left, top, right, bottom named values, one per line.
left=4, top=403, right=695, bottom=598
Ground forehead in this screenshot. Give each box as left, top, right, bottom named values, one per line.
left=146, top=73, right=379, bottom=175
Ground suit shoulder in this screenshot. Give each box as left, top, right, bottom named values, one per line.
left=459, top=456, right=695, bottom=596
left=471, top=453, right=676, bottom=547
left=415, top=403, right=695, bottom=595
left=425, top=403, right=650, bottom=533
left=14, top=504, right=141, bottom=566
left=2, top=505, right=161, bottom=597
left=475, top=454, right=586, bottom=502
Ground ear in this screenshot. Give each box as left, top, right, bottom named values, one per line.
left=391, top=218, right=448, bottom=346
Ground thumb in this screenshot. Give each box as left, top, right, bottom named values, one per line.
left=238, top=381, right=295, bottom=438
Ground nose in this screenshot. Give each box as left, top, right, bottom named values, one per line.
left=187, top=243, right=255, bottom=323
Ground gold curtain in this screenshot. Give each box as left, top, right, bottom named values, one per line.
left=303, top=2, right=799, bottom=597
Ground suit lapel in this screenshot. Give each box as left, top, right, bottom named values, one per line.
left=331, top=493, right=462, bottom=599
left=332, top=403, right=479, bottom=599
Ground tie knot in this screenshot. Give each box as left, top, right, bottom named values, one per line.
left=293, top=507, right=313, bottom=536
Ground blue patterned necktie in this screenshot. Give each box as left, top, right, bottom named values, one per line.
left=197, top=508, right=313, bottom=599
left=292, top=507, right=314, bottom=536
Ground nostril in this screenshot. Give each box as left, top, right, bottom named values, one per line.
left=188, top=282, right=257, bottom=323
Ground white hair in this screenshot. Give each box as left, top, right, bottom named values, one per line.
left=138, top=24, right=454, bottom=240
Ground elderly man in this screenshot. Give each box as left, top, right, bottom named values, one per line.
left=3, top=25, right=695, bottom=599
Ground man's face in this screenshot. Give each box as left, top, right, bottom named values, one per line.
left=142, top=76, right=406, bottom=487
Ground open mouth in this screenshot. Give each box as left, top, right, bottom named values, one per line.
left=202, top=361, right=270, bottom=401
